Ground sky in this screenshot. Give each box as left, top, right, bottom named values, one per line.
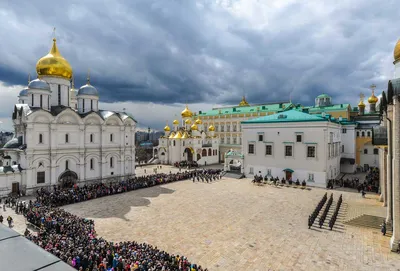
left=0, top=0, right=399, bottom=131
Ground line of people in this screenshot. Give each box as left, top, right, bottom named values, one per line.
left=328, top=194, right=342, bottom=230
left=308, top=192, right=328, bottom=229
left=192, top=169, right=222, bottom=183
left=18, top=170, right=211, bottom=271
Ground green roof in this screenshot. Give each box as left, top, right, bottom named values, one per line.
left=308, top=104, right=350, bottom=113
left=317, top=94, right=331, bottom=98
left=242, top=109, right=327, bottom=124
left=198, top=102, right=294, bottom=117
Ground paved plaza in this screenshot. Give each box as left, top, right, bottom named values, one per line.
left=4, top=165, right=400, bottom=270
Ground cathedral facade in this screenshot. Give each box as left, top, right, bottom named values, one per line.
left=0, top=38, right=136, bottom=196
left=156, top=105, right=219, bottom=166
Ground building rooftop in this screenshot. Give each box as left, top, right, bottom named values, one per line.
left=198, top=102, right=294, bottom=117
left=242, top=109, right=328, bottom=124
left=306, top=103, right=351, bottom=113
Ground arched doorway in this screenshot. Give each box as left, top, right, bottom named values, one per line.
left=58, top=170, right=78, bottom=188
left=184, top=148, right=193, bottom=162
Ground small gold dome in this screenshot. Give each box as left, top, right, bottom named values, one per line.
left=173, top=131, right=183, bottom=139
left=208, top=124, right=215, bottom=131
left=173, top=119, right=179, bottom=125
left=164, top=125, right=171, bottom=132
left=195, top=118, right=202, bottom=124
left=368, top=92, right=379, bottom=104
left=394, top=39, right=400, bottom=62
left=182, top=131, right=190, bottom=139
left=36, top=38, right=73, bottom=80
left=185, top=119, right=192, bottom=124
left=238, top=96, right=249, bottom=106
left=191, top=123, right=198, bottom=130
left=358, top=100, right=365, bottom=107
left=181, top=105, right=193, bottom=118
left=168, top=132, right=176, bottom=138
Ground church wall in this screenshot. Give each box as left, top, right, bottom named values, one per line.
left=42, top=76, right=70, bottom=107
left=359, top=142, right=379, bottom=169
left=0, top=173, right=22, bottom=197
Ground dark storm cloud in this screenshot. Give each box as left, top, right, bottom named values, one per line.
left=0, top=0, right=399, bottom=108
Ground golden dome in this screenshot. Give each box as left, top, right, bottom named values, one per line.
left=358, top=100, right=365, bottom=107
left=208, top=124, right=215, bottom=131
left=164, top=124, right=171, bottom=132
left=195, top=118, right=202, bottom=124
left=182, top=131, right=190, bottom=139
left=168, top=132, right=176, bottom=138
left=191, top=123, right=198, bottom=130
left=368, top=91, right=379, bottom=104
left=36, top=38, right=73, bottom=80
left=173, top=119, right=179, bottom=125
left=394, top=39, right=400, bottom=62
left=185, top=119, right=192, bottom=124
left=181, top=105, right=193, bottom=118
left=238, top=96, right=249, bottom=107
left=173, top=131, right=182, bottom=139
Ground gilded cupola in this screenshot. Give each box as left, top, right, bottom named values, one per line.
left=208, top=124, right=215, bottom=131
left=168, top=132, right=176, bottom=138
left=181, top=105, right=193, bottom=118
left=173, top=119, right=179, bottom=125
left=36, top=38, right=73, bottom=80
left=367, top=90, right=378, bottom=104
left=195, top=118, right=202, bottom=124
left=394, top=39, right=400, bottom=63
left=185, top=119, right=192, bottom=125
left=191, top=123, right=198, bottom=130
left=164, top=122, right=171, bottom=132
left=238, top=96, right=249, bottom=106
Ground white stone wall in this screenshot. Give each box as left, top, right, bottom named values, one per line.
left=359, top=142, right=380, bottom=168
left=77, top=95, right=99, bottom=114
left=242, top=121, right=341, bottom=187
left=41, top=76, right=71, bottom=107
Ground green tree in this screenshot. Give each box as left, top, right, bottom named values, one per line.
left=381, top=91, right=388, bottom=113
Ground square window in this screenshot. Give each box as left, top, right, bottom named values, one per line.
left=248, top=143, right=255, bottom=154
left=308, top=173, right=314, bottom=181
left=285, top=145, right=292, bottom=156
left=249, top=167, right=254, bottom=174
left=307, top=146, right=316, bottom=158
left=258, top=134, right=263, bottom=141
left=265, top=145, right=272, bottom=155
left=342, top=128, right=347, bottom=133
left=296, top=134, right=302, bottom=142
left=374, top=148, right=379, bottom=155
left=364, top=149, right=368, bottom=154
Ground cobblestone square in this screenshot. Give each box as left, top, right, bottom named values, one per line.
left=57, top=171, right=400, bottom=271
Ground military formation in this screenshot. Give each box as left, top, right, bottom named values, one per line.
left=192, top=169, right=222, bottom=183
left=308, top=192, right=343, bottom=230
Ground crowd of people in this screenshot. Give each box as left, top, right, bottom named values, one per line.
left=8, top=170, right=216, bottom=271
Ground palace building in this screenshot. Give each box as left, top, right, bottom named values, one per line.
left=0, top=37, right=136, bottom=196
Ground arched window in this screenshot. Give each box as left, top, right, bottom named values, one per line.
left=65, top=134, right=69, bottom=143
left=90, top=158, right=94, bottom=170
left=32, top=94, right=34, bottom=106
left=110, top=134, right=113, bottom=142
left=91, top=100, right=93, bottom=111
left=65, top=160, right=69, bottom=170
left=208, top=148, right=212, bottom=156
left=361, top=131, right=365, bottom=137
left=110, top=157, right=114, bottom=168
left=173, top=140, right=176, bottom=146
left=90, top=134, right=94, bottom=143
left=367, top=131, right=371, bottom=137
left=356, top=131, right=360, bottom=137
left=39, top=133, right=43, bottom=144
left=202, top=149, right=207, bottom=156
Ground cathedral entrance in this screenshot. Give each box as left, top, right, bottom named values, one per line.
left=58, top=170, right=78, bottom=188
left=184, top=148, right=193, bottom=162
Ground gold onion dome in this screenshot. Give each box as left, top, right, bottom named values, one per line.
left=195, top=118, right=202, bottom=124
left=185, top=119, right=192, bottom=124
left=394, top=39, right=400, bottom=62
left=208, top=124, right=215, bottom=131
left=36, top=38, right=73, bottom=80
left=173, top=131, right=183, bottom=139
left=368, top=92, right=379, bottom=104
left=168, top=132, right=176, bottom=138
left=182, top=131, right=190, bottom=139
left=191, top=123, right=198, bottom=130
left=239, top=96, right=249, bottom=106
left=181, top=105, right=193, bottom=118
left=164, top=124, right=171, bottom=132
left=358, top=100, right=365, bottom=107
left=173, top=119, right=179, bottom=125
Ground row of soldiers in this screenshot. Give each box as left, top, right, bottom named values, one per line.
left=319, top=194, right=333, bottom=228
left=192, top=170, right=222, bottom=183
left=328, top=194, right=343, bottom=230
left=308, top=192, right=328, bottom=229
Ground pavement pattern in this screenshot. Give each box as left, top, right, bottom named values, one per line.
left=4, top=165, right=400, bottom=271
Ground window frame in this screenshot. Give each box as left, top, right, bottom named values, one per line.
left=258, top=134, right=264, bottom=142
left=307, top=146, right=316, bottom=158
left=265, top=144, right=272, bottom=155
left=65, top=133, right=69, bottom=143
left=285, top=145, right=293, bottom=157
left=296, top=134, right=302, bottom=143
left=248, top=143, right=255, bottom=154
left=364, top=149, right=368, bottom=154
left=37, top=171, right=45, bottom=184
left=39, top=133, right=43, bottom=144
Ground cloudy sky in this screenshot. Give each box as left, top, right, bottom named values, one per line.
left=0, top=0, right=398, bottom=131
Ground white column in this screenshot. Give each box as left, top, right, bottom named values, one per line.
left=391, top=99, right=400, bottom=251
left=387, top=106, right=393, bottom=224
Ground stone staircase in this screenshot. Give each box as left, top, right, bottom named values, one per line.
left=223, top=172, right=244, bottom=179
left=345, top=214, right=392, bottom=236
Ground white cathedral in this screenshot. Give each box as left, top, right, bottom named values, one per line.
left=0, top=38, right=136, bottom=196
